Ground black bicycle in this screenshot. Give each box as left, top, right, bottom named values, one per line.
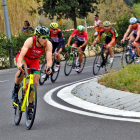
left=64, top=45, right=86, bottom=76
left=93, top=43, right=114, bottom=75
left=39, top=56, right=60, bottom=85
left=121, top=40, right=138, bottom=67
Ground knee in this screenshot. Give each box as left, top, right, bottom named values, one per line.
left=33, top=79, right=38, bottom=87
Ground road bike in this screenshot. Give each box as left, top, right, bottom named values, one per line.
left=13, top=65, right=38, bottom=130
left=93, top=43, right=114, bottom=75
left=121, top=40, right=138, bottom=67
left=39, top=55, right=60, bottom=85
left=64, top=45, right=86, bottom=76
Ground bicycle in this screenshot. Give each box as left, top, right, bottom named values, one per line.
left=121, top=40, right=138, bottom=67
left=13, top=65, right=38, bottom=130
left=93, top=43, right=114, bottom=75
left=64, top=45, right=86, bottom=76
left=39, top=55, right=60, bottom=85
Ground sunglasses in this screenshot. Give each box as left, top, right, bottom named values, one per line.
left=131, top=23, right=136, bottom=25
left=52, top=28, right=58, bottom=31
left=40, top=35, right=49, bottom=39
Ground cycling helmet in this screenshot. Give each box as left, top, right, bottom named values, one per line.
left=129, top=17, right=137, bottom=24
left=34, top=26, right=50, bottom=36
left=50, top=22, right=58, bottom=29
left=77, top=25, right=85, bottom=31
left=103, top=21, right=111, bottom=27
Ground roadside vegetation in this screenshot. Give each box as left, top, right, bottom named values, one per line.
left=98, top=64, right=140, bottom=94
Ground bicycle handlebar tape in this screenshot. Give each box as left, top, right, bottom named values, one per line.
left=18, top=65, right=25, bottom=78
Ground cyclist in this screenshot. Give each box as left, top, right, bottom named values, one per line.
left=121, top=17, right=140, bottom=62
left=50, top=22, right=64, bottom=71
left=12, top=25, right=52, bottom=116
left=93, top=21, right=118, bottom=63
left=65, top=25, right=88, bottom=72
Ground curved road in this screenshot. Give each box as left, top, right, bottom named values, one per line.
left=0, top=56, right=140, bottom=140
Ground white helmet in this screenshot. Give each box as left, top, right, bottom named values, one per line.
left=129, top=17, right=137, bottom=24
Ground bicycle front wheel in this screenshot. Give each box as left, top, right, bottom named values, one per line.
left=25, top=84, right=37, bottom=130
left=39, top=60, right=47, bottom=85
left=76, top=53, right=86, bottom=74
left=14, top=83, right=23, bottom=125
left=93, top=53, right=102, bottom=75
left=64, top=54, right=74, bottom=76
left=51, top=59, right=60, bottom=83
left=105, top=54, right=114, bottom=73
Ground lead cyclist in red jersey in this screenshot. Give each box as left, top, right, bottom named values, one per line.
left=12, top=26, right=52, bottom=115
left=65, top=25, right=88, bottom=72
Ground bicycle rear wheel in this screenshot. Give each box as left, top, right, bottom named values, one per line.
left=25, top=84, right=37, bottom=130
left=105, top=54, right=114, bottom=73
left=64, top=54, right=74, bottom=76
left=39, top=60, right=47, bottom=85
left=93, top=53, right=102, bottom=75
left=76, top=53, right=86, bottom=74
left=14, top=83, right=23, bottom=125
left=51, top=58, right=60, bottom=83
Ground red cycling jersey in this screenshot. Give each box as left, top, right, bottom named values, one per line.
left=20, top=36, right=46, bottom=60
left=50, top=29, right=64, bottom=43
left=131, top=23, right=140, bottom=35
left=71, top=29, right=88, bottom=42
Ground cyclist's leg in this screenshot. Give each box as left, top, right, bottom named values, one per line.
left=12, top=54, right=27, bottom=102
left=78, top=46, right=86, bottom=66
left=133, top=35, right=140, bottom=56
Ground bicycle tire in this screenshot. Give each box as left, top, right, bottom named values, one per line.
left=76, top=53, right=86, bottom=74
left=104, top=53, right=114, bottom=73
left=25, top=84, right=37, bottom=130
left=14, top=83, right=23, bottom=125
left=51, top=58, right=60, bottom=83
left=121, top=50, right=127, bottom=67
left=39, top=60, right=47, bottom=85
left=93, top=53, right=102, bottom=75
left=64, top=54, right=74, bottom=76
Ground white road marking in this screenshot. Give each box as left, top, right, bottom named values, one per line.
left=44, top=78, right=140, bottom=123
left=0, top=80, right=9, bottom=83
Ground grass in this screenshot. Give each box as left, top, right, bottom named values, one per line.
left=98, top=64, right=140, bottom=94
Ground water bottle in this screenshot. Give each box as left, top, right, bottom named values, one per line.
left=103, top=52, right=106, bottom=58
left=75, top=56, right=79, bottom=66
left=130, top=48, right=135, bottom=58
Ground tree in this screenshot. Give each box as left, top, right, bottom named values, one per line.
left=34, top=0, right=99, bottom=29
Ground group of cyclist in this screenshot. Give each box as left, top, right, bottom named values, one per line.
left=12, top=16, right=140, bottom=117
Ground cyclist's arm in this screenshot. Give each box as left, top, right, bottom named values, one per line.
left=56, top=31, right=64, bottom=52
left=18, top=37, right=33, bottom=68
left=122, top=25, right=132, bottom=41
left=128, top=31, right=134, bottom=39
left=45, top=40, right=52, bottom=68
left=81, top=40, right=88, bottom=48
left=67, top=35, right=73, bottom=46
left=93, top=36, right=100, bottom=45
left=108, top=38, right=115, bottom=47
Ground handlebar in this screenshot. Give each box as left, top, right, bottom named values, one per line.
left=18, top=65, right=25, bottom=78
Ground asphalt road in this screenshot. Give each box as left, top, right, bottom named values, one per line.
left=1, top=56, right=140, bottom=140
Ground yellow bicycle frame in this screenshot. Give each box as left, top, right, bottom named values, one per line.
left=13, top=73, right=34, bottom=112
